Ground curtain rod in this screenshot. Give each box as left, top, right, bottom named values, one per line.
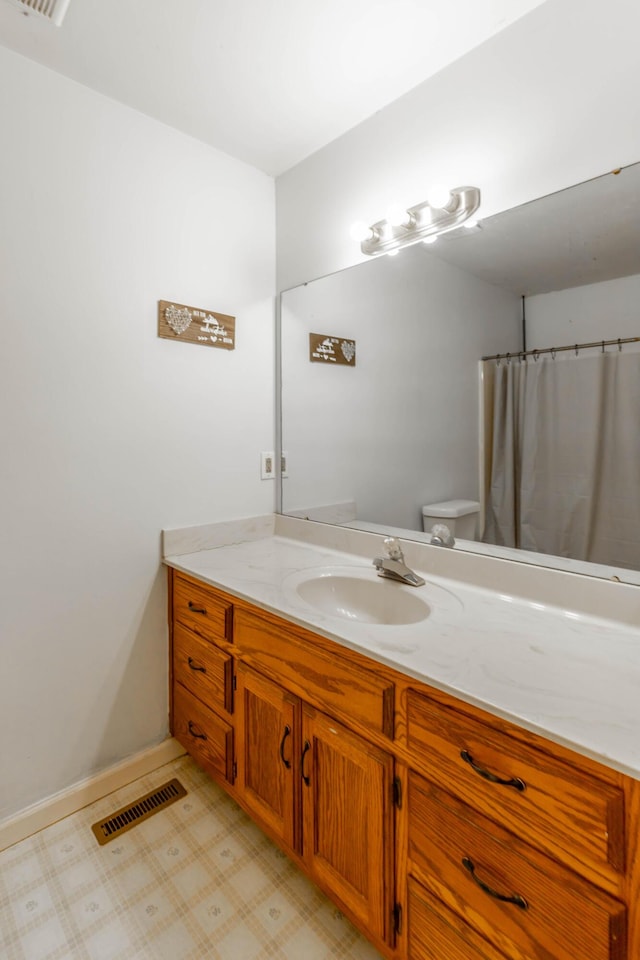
left=482, top=335, right=640, bottom=362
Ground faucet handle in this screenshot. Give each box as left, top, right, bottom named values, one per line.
left=431, top=523, right=455, bottom=548
left=383, top=537, right=404, bottom=561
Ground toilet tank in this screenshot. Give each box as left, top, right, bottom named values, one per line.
left=421, top=499, right=480, bottom=540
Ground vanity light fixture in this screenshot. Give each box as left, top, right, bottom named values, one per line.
left=353, top=185, right=481, bottom=256
left=386, top=204, right=414, bottom=228
left=425, top=183, right=453, bottom=208
left=349, top=221, right=375, bottom=242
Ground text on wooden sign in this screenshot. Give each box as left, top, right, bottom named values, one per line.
left=309, top=333, right=356, bottom=366
left=158, top=300, right=236, bottom=350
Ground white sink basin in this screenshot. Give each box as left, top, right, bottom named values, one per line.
left=285, top=566, right=432, bottom=625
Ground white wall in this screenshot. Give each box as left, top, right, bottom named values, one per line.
left=281, top=247, right=520, bottom=531
left=276, top=0, right=640, bottom=291
left=525, top=274, right=640, bottom=349
left=0, top=47, right=275, bottom=821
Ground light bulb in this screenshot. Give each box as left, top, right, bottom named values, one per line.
left=349, top=221, right=373, bottom=242
left=386, top=205, right=411, bottom=227
left=426, top=184, right=451, bottom=208
left=423, top=236, right=438, bottom=245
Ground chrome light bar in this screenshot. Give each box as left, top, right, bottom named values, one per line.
left=359, top=185, right=481, bottom=256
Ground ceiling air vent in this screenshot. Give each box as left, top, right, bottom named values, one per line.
left=4, top=0, right=71, bottom=26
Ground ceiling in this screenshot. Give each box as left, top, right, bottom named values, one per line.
left=0, top=0, right=548, bottom=176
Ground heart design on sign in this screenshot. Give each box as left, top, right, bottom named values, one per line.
left=341, top=340, right=355, bottom=363
left=165, top=304, right=192, bottom=335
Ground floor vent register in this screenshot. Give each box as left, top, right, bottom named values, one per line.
left=91, top=778, right=187, bottom=845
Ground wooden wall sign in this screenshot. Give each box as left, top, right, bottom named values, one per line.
left=309, top=333, right=356, bottom=366
left=158, top=300, right=236, bottom=350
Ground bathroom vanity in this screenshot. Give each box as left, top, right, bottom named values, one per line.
left=163, top=516, right=640, bottom=960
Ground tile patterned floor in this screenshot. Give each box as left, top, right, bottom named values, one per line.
left=0, top=756, right=383, bottom=960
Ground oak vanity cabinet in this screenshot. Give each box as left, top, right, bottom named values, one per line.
left=169, top=569, right=639, bottom=960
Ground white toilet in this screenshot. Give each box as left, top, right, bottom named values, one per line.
left=421, top=499, right=480, bottom=541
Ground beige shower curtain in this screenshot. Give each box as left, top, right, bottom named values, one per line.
left=483, top=350, right=640, bottom=568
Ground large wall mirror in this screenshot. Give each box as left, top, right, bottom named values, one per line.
left=278, top=162, right=640, bottom=584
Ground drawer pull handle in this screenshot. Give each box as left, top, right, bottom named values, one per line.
left=188, top=720, right=208, bottom=741
left=187, top=657, right=206, bottom=673
left=301, top=740, right=311, bottom=786
left=460, top=750, right=526, bottom=792
left=462, top=856, right=528, bottom=910
left=279, top=725, right=292, bottom=769
left=188, top=601, right=207, bottom=615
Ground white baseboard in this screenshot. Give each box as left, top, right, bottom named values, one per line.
left=0, top=738, right=186, bottom=853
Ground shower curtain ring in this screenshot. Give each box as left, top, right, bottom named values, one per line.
left=506, top=352, right=511, bottom=364
left=533, top=349, right=539, bottom=362
left=551, top=348, right=556, bottom=360
left=618, top=338, right=622, bottom=351
left=601, top=340, right=605, bottom=354
left=574, top=344, right=579, bottom=356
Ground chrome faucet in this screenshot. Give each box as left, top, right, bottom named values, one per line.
left=430, top=523, right=455, bottom=548
left=373, top=537, right=425, bottom=587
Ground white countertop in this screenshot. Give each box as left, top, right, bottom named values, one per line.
left=164, top=517, right=640, bottom=781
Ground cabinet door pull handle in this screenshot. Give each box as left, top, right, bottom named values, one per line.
left=188, top=720, right=208, bottom=741
left=187, top=657, right=206, bottom=673
left=462, top=856, right=528, bottom=910
left=301, top=740, right=311, bottom=786
left=188, top=601, right=207, bottom=615
left=279, top=725, right=292, bottom=768
left=460, top=750, right=526, bottom=792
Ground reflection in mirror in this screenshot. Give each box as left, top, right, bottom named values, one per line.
left=279, top=162, right=640, bottom=583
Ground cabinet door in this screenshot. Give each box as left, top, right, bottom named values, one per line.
left=301, top=704, right=395, bottom=945
left=235, top=663, right=300, bottom=855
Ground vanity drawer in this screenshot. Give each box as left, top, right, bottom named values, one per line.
left=173, top=572, right=233, bottom=644
left=173, top=622, right=233, bottom=715
left=234, top=608, right=395, bottom=739
left=172, top=684, right=234, bottom=784
left=406, top=690, right=625, bottom=881
left=408, top=773, right=626, bottom=960
left=407, top=878, right=507, bottom=960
